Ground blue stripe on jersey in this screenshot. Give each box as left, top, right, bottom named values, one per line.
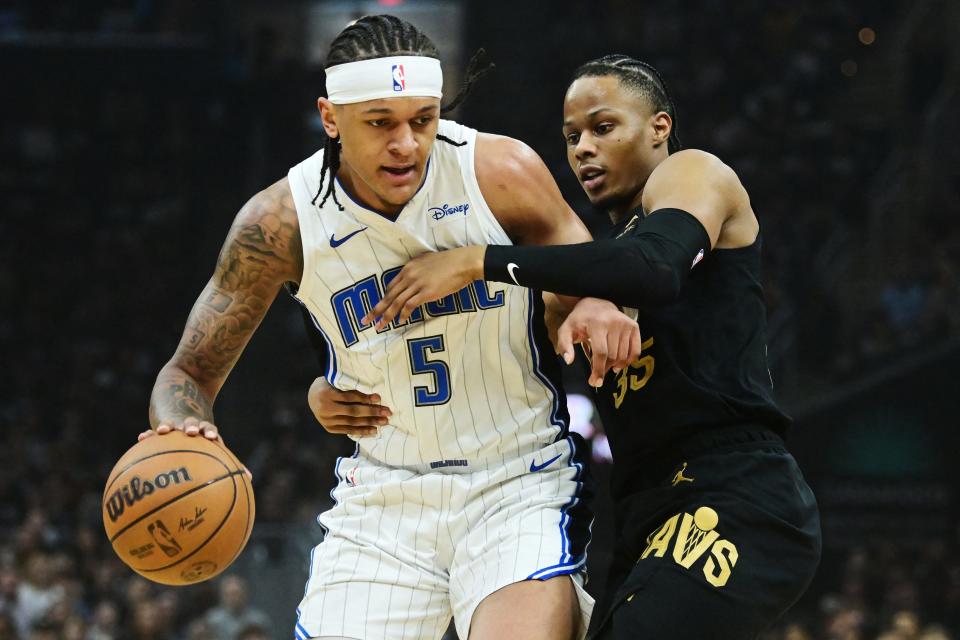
left=289, top=289, right=340, bottom=384
left=299, top=446, right=360, bottom=638
left=524, top=290, right=569, bottom=436
left=528, top=560, right=588, bottom=582
left=311, top=317, right=339, bottom=383
left=526, top=435, right=593, bottom=580
left=317, top=444, right=359, bottom=536
left=294, top=620, right=310, bottom=640
left=299, top=547, right=316, bottom=602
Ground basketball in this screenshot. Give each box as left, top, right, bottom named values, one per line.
left=102, top=430, right=255, bottom=586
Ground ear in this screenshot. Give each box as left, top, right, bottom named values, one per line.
left=317, top=97, right=340, bottom=139
left=650, top=111, right=673, bottom=148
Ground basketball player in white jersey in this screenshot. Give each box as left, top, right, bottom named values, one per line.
left=141, top=15, right=640, bottom=640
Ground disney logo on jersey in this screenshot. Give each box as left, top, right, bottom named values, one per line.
left=392, top=64, right=406, bottom=91
left=429, top=202, right=470, bottom=221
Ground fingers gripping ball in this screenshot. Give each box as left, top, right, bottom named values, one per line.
left=102, top=431, right=255, bottom=586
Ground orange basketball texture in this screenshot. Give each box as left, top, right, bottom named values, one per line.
left=102, top=431, right=255, bottom=586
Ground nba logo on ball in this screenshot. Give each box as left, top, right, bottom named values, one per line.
left=392, top=64, right=406, bottom=91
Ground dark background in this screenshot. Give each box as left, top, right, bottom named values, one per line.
left=1, top=1, right=959, bottom=639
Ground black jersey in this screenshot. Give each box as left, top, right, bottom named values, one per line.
left=592, top=212, right=791, bottom=498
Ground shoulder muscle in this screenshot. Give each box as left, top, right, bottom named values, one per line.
left=474, top=133, right=590, bottom=246
left=167, top=177, right=300, bottom=395
left=224, top=177, right=303, bottom=287
left=642, top=150, right=751, bottom=248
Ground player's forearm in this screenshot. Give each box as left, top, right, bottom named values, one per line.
left=484, top=209, right=711, bottom=308
left=149, top=363, right=216, bottom=428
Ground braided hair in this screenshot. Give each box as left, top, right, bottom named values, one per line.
left=314, top=15, right=493, bottom=210
left=571, top=55, right=681, bottom=154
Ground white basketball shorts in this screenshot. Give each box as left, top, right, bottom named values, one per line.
left=294, top=435, right=594, bottom=640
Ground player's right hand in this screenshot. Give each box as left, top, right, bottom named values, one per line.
left=557, top=297, right=641, bottom=387
left=138, top=418, right=221, bottom=442
left=307, top=377, right=392, bottom=437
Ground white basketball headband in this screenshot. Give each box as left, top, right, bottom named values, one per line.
left=325, top=56, right=443, bottom=105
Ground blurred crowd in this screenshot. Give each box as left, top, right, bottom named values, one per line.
left=765, top=534, right=960, bottom=640
left=2, top=0, right=959, bottom=638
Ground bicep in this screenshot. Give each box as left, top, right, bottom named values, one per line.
left=169, top=182, right=300, bottom=396
left=641, top=151, right=740, bottom=249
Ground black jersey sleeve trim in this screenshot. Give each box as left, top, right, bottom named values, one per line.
left=484, top=208, right=711, bottom=308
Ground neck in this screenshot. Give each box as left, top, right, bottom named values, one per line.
left=608, top=187, right=645, bottom=225
left=608, top=151, right=669, bottom=224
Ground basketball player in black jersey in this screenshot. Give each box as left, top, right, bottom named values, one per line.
left=361, top=55, right=822, bottom=639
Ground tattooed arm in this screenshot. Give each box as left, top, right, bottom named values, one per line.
left=143, top=178, right=302, bottom=441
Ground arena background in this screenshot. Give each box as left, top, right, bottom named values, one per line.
left=2, top=1, right=959, bottom=638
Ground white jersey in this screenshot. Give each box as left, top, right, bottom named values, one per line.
left=288, top=119, right=568, bottom=468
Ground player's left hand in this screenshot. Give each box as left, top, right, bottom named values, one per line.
left=364, top=246, right=486, bottom=329
left=556, top=297, right=641, bottom=387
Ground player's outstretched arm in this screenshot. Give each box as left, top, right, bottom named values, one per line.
left=144, top=178, right=302, bottom=442
left=482, top=150, right=753, bottom=307
left=365, top=134, right=594, bottom=324
left=365, top=135, right=640, bottom=383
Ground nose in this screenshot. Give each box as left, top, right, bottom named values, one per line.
left=574, top=134, right=597, bottom=162
left=387, top=124, right=417, bottom=156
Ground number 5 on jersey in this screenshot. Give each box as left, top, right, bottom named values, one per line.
left=407, top=335, right=451, bottom=406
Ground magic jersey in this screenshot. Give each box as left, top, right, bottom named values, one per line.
left=288, top=119, right=568, bottom=468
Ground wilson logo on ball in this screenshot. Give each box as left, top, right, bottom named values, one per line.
left=105, top=467, right=193, bottom=523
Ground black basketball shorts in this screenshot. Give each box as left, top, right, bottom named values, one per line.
left=589, top=427, right=821, bottom=640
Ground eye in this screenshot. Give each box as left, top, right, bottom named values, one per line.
left=595, top=122, right=614, bottom=135
left=368, top=119, right=387, bottom=128
left=564, top=132, right=580, bottom=145
left=413, top=116, right=435, bottom=126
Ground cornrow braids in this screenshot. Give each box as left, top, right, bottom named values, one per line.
left=313, top=15, right=493, bottom=210
left=572, top=55, right=682, bottom=154
left=440, top=48, right=494, bottom=115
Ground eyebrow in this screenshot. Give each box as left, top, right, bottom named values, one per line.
left=563, top=107, right=617, bottom=127
left=360, top=105, right=440, bottom=115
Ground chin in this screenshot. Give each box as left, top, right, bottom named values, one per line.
left=587, top=192, right=616, bottom=212
left=386, top=186, right=417, bottom=205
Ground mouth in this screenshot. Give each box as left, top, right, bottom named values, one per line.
left=380, top=164, right=417, bottom=186
left=579, top=165, right=606, bottom=192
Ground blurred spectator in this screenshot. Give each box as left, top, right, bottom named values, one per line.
left=0, top=612, right=16, bottom=640
left=203, top=576, right=270, bottom=640
left=236, top=623, right=271, bottom=640
left=86, top=600, right=120, bottom=640
left=132, top=600, right=168, bottom=640
left=11, top=553, right=62, bottom=639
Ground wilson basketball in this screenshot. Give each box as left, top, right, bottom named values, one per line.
left=102, top=430, right=255, bottom=586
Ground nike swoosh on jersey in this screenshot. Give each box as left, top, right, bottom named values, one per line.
left=329, top=227, right=368, bottom=248
left=529, top=453, right=562, bottom=473
left=507, top=262, right=521, bottom=285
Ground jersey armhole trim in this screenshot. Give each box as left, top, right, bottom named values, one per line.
left=458, top=129, right=514, bottom=247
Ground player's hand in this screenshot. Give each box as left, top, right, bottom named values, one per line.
left=556, top=297, right=641, bottom=387
left=138, top=418, right=221, bottom=442
left=138, top=421, right=252, bottom=480
left=363, top=246, right=486, bottom=330
left=307, top=376, right=392, bottom=437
